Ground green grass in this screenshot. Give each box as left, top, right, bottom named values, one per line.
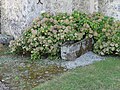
left=33, top=57, right=120, bottom=90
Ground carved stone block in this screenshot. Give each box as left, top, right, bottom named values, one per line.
left=61, top=38, right=93, bottom=60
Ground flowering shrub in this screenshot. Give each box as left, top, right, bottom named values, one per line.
left=93, top=21, right=120, bottom=56
left=80, top=13, right=120, bottom=56
left=9, top=11, right=86, bottom=60
left=9, top=11, right=120, bottom=60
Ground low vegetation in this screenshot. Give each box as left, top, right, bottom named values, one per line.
left=0, top=56, right=67, bottom=90
left=9, top=11, right=120, bottom=60
left=33, top=57, right=120, bottom=90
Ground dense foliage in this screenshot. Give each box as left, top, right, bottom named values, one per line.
left=9, top=11, right=120, bottom=60
left=81, top=13, right=120, bottom=56
left=93, top=20, right=120, bottom=55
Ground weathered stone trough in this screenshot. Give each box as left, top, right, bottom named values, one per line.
left=61, top=38, right=94, bottom=60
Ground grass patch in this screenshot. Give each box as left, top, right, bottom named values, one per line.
left=33, top=57, right=120, bottom=90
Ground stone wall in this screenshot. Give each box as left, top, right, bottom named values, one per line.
left=44, top=0, right=72, bottom=14
left=1, top=0, right=43, bottom=38
left=1, top=0, right=120, bottom=38
left=73, top=0, right=98, bottom=14
left=98, top=0, right=120, bottom=20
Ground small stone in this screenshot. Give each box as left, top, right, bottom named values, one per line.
left=23, top=70, right=29, bottom=76
left=1, top=79, right=5, bottom=82
left=45, top=71, right=49, bottom=74
left=0, top=34, right=14, bottom=45
left=63, top=68, right=67, bottom=71
left=19, top=63, right=25, bottom=67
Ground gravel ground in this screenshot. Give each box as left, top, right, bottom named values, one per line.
left=60, top=51, right=104, bottom=69
left=35, top=51, right=104, bottom=69
left=0, top=81, right=10, bottom=90
left=0, top=51, right=104, bottom=89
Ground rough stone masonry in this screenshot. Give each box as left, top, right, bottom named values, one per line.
left=1, top=0, right=120, bottom=38
left=61, top=38, right=93, bottom=60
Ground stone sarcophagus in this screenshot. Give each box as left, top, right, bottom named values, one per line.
left=61, top=38, right=94, bottom=60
